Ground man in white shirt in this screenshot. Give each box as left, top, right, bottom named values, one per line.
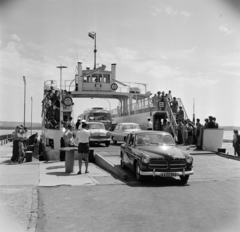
left=147, top=117, right=153, bottom=130
left=76, top=122, right=91, bottom=174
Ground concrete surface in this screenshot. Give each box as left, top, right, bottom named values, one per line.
left=0, top=143, right=120, bottom=232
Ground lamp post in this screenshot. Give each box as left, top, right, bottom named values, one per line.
left=31, top=97, right=33, bottom=135
left=23, top=76, right=26, bottom=127
left=56, top=65, right=68, bottom=129
left=103, top=98, right=111, bottom=111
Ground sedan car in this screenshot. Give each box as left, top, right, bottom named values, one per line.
left=111, top=123, right=141, bottom=144
left=120, top=131, right=194, bottom=184
left=87, top=122, right=111, bottom=147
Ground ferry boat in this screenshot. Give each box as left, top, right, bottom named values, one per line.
left=41, top=33, right=224, bottom=161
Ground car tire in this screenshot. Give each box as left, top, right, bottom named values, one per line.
left=135, top=161, right=143, bottom=182
left=112, top=137, right=117, bottom=145
left=105, top=141, right=110, bottom=147
left=180, top=175, right=189, bottom=185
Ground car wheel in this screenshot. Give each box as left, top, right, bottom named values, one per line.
left=180, top=175, right=189, bottom=185
left=120, top=154, right=126, bottom=169
left=112, top=137, right=117, bottom=145
left=105, top=141, right=110, bottom=147
left=135, top=161, right=143, bottom=182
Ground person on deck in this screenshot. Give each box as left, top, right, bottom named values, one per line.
left=75, top=118, right=81, bottom=129
left=207, top=116, right=215, bottom=128
left=204, top=118, right=209, bottom=128
left=171, top=97, right=178, bottom=115
left=147, top=117, right=153, bottom=130
left=178, top=106, right=184, bottom=122
left=168, top=90, right=173, bottom=102
left=76, top=122, right=91, bottom=174
left=182, top=120, right=188, bottom=145
left=63, top=124, right=77, bottom=147
left=213, top=117, right=219, bottom=128
left=233, top=130, right=240, bottom=156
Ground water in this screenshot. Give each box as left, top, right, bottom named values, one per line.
left=0, top=129, right=41, bottom=136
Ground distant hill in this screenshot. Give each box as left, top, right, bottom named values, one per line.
left=220, top=126, right=240, bottom=131
left=0, top=121, right=42, bottom=129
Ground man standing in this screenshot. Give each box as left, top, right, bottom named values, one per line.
left=76, top=122, right=91, bottom=174
left=233, top=130, right=240, bottom=156
left=147, top=117, right=153, bottom=130
left=178, top=106, right=184, bottom=122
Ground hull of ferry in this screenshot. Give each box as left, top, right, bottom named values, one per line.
left=42, top=128, right=80, bottom=161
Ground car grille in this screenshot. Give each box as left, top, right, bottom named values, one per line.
left=148, top=159, right=186, bottom=170
left=91, top=135, right=109, bottom=139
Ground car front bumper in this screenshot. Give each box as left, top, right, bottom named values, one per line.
left=140, top=169, right=194, bottom=177
left=89, top=138, right=111, bottom=142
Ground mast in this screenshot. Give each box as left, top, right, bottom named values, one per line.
left=94, top=33, right=97, bottom=70
left=193, top=98, right=195, bottom=124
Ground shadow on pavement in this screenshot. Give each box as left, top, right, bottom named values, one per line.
left=125, top=177, right=190, bottom=188
left=46, top=172, right=77, bottom=176
left=46, top=165, right=65, bottom=170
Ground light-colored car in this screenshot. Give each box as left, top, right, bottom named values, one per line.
left=110, top=123, right=141, bottom=144
left=87, top=122, right=111, bottom=147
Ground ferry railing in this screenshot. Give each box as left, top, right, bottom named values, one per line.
left=165, top=100, right=177, bottom=138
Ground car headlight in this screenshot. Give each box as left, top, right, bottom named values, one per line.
left=142, top=155, right=150, bottom=164
left=186, top=155, right=193, bottom=164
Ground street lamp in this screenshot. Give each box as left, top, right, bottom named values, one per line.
left=23, top=76, right=26, bottom=127
left=31, top=97, right=33, bottom=135
left=103, top=98, right=111, bottom=111
left=56, top=65, right=68, bottom=129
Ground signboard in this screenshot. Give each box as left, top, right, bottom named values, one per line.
left=111, top=83, right=118, bottom=91
left=158, top=101, right=164, bottom=108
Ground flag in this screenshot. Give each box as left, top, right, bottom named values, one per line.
left=88, top=32, right=95, bottom=39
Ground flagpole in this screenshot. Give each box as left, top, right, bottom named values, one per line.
left=193, top=98, right=195, bottom=124
left=94, top=33, right=97, bottom=69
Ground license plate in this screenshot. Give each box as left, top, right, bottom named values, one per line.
left=160, top=173, right=176, bottom=177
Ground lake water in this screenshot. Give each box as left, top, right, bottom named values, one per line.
left=0, top=129, right=235, bottom=155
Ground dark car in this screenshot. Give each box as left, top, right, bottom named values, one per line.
left=120, top=131, right=194, bottom=184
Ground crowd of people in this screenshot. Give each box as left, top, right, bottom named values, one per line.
left=11, top=125, right=31, bottom=164
left=42, top=86, right=61, bottom=129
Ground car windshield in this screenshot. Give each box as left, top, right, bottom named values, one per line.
left=88, top=123, right=105, bottom=129
left=89, top=112, right=111, bottom=120
left=136, top=134, right=175, bottom=145
left=122, top=124, right=140, bottom=130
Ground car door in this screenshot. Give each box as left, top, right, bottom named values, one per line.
left=124, top=134, right=136, bottom=171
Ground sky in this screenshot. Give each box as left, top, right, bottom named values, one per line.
left=0, top=0, right=239, bottom=127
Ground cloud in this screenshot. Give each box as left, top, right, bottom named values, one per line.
left=11, top=33, right=21, bottom=42
left=183, top=47, right=197, bottom=53
left=181, top=11, right=191, bottom=20
left=165, top=6, right=177, bottom=15
left=151, top=4, right=190, bottom=19
left=115, top=47, right=141, bottom=61
left=219, top=24, right=234, bottom=35
left=132, top=60, right=181, bottom=79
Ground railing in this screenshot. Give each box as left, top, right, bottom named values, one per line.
left=165, top=100, right=177, bottom=138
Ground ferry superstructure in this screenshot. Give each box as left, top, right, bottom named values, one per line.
left=42, top=60, right=190, bottom=160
